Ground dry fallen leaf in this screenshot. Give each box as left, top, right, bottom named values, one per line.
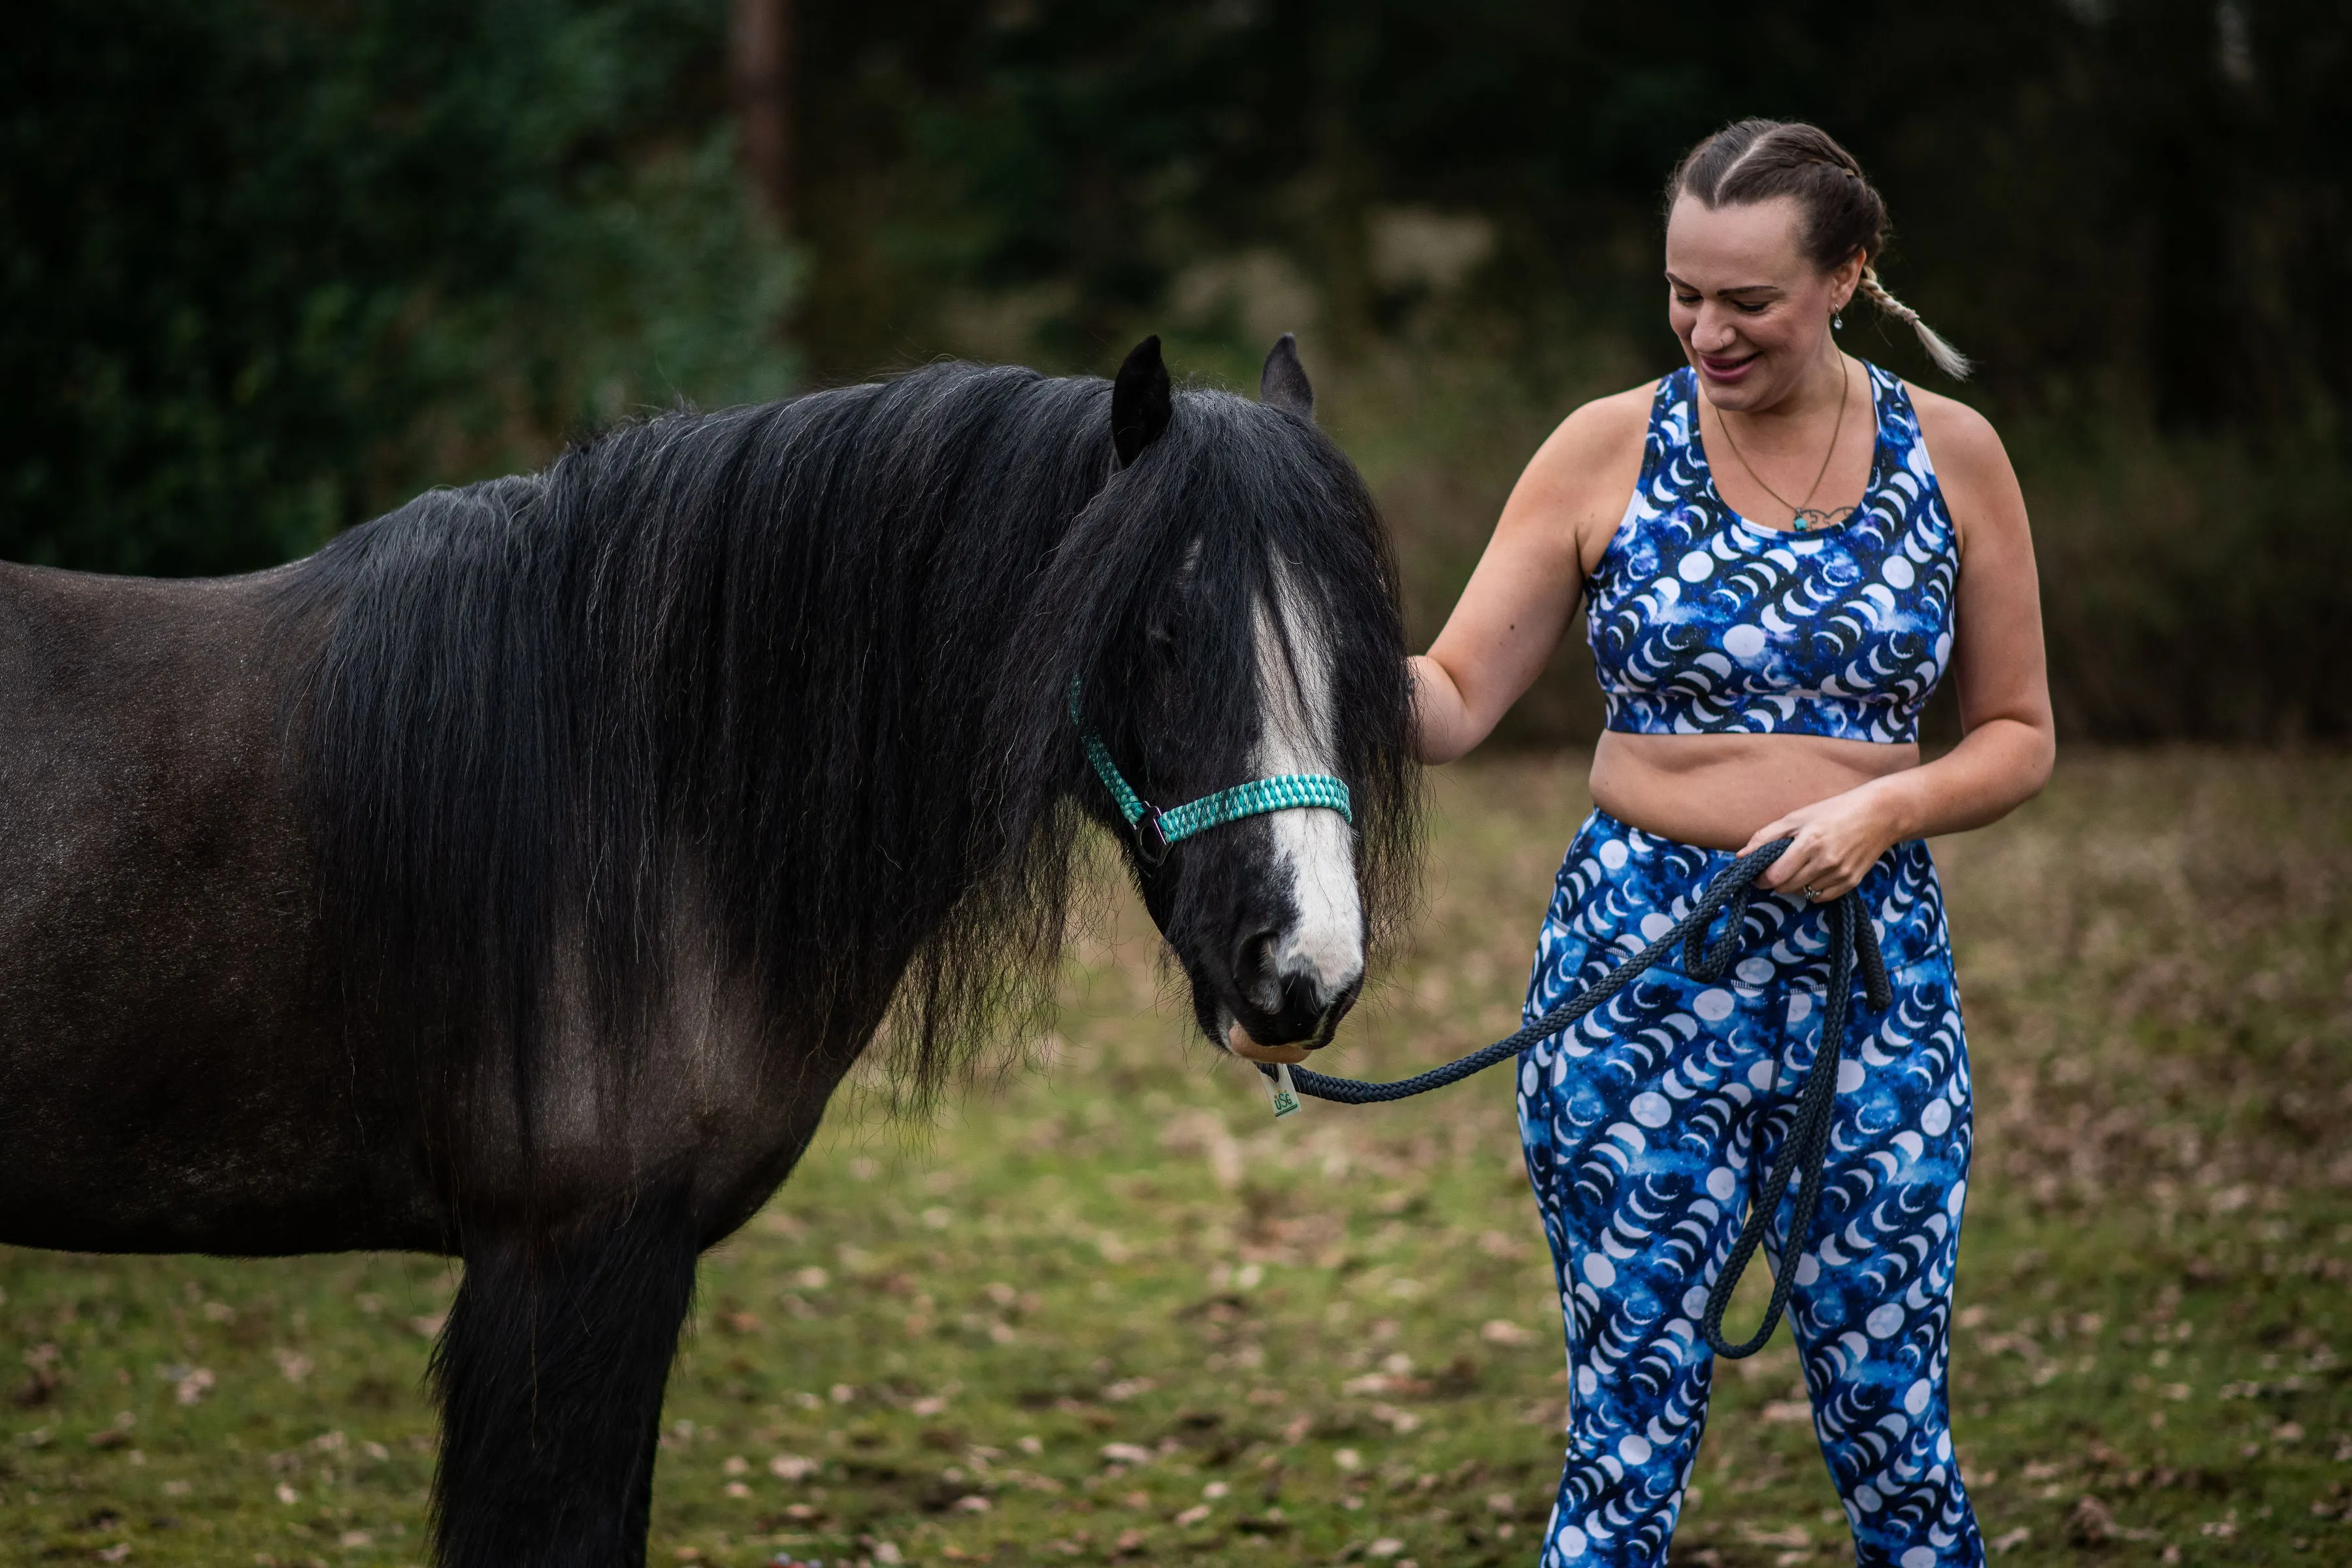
left=2066, top=1495, right=2117, bottom=1544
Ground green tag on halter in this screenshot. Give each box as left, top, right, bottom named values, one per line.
left=1264, top=1062, right=1302, bottom=1120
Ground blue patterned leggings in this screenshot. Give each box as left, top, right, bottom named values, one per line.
left=1516, top=811, right=1983, bottom=1568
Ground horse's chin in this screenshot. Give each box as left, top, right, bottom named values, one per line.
left=1222, top=1019, right=1314, bottom=1065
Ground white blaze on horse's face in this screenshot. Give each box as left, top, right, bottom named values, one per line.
left=1249, top=561, right=1364, bottom=1014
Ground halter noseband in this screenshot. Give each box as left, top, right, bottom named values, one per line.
left=1070, top=679, right=1352, bottom=866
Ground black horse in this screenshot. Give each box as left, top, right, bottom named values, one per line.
left=0, top=336, right=1416, bottom=1565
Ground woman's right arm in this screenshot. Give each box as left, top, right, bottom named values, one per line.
left=1411, top=388, right=1652, bottom=764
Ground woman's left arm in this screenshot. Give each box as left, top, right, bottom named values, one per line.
left=1744, top=393, right=2057, bottom=898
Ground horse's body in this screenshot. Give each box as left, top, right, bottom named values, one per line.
left=0, top=566, right=403, bottom=1250
left=0, top=340, right=1414, bottom=1566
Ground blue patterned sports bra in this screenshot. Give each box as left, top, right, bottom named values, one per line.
left=1584, top=363, right=1957, bottom=743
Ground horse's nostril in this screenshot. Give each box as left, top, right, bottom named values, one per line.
left=1241, top=931, right=1279, bottom=972
left=1310, top=976, right=1363, bottom=1038
left=1234, top=931, right=1362, bottom=1036
left=1237, top=930, right=1282, bottom=1005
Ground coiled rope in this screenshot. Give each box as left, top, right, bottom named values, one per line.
left=1255, top=837, right=1891, bottom=1358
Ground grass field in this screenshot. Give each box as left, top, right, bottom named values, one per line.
left=5, top=751, right=2349, bottom=1568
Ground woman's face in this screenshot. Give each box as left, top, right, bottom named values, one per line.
left=1663, top=193, right=1861, bottom=412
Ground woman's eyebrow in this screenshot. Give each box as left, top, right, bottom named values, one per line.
left=1663, top=272, right=1784, bottom=297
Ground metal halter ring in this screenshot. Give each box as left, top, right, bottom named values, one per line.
left=1135, top=806, right=1172, bottom=868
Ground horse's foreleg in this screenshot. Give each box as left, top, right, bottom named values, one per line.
left=429, top=1186, right=700, bottom=1568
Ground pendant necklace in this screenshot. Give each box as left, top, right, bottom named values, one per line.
left=1714, top=353, right=1850, bottom=531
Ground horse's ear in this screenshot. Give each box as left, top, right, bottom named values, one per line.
left=1112, top=335, right=1172, bottom=466
left=1259, top=332, right=1314, bottom=421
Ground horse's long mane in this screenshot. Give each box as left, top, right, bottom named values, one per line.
left=275, top=361, right=1415, bottom=1117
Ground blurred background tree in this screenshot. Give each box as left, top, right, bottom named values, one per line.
left=801, top=0, right=2352, bottom=423
left=1, top=0, right=796, bottom=575
left=5, top=0, right=2346, bottom=736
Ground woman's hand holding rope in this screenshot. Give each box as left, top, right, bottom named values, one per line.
left=1738, top=781, right=1904, bottom=902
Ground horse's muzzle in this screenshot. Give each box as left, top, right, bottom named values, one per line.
left=1232, top=964, right=1358, bottom=1051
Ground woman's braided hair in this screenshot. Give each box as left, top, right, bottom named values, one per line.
left=1667, top=118, right=1972, bottom=380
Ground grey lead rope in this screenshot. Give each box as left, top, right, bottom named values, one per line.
left=1254, top=837, right=1892, bottom=1358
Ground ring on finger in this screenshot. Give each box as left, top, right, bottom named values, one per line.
left=1801, top=883, right=1823, bottom=902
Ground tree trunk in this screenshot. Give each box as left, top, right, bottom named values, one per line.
left=730, top=0, right=792, bottom=231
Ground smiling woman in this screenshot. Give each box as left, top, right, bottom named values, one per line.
left=1406, top=120, right=2053, bottom=1568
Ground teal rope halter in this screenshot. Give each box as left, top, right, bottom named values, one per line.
left=1070, top=680, right=1352, bottom=864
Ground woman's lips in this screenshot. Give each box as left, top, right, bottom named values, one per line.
left=1698, top=353, right=1757, bottom=382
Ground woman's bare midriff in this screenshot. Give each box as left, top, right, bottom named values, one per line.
left=1589, top=731, right=1919, bottom=850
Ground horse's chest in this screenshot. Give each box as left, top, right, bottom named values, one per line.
left=514, top=928, right=849, bottom=1224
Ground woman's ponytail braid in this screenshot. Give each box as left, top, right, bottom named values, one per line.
left=1858, top=265, right=1973, bottom=380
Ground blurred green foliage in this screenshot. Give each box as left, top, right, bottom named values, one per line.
left=791, top=0, right=2352, bottom=740
left=5, top=0, right=2347, bottom=734
left=1, top=0, right=796, bottom=575
left=798, top=0, right=2351, bottom=425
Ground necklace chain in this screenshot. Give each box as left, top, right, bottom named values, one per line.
left=1712, top=354, right=1851, bottom=531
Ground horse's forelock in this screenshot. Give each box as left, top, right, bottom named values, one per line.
left=998, top=390, right=1420, bottom=952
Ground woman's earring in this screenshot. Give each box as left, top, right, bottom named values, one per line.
left=1833, top=308, right=1844, bottom=331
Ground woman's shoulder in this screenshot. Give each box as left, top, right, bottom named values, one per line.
left=1895, top=378, right=2027, bottom=553
left=1897, top=378, right=2012, bottom=483
left=1504, top=376, right=1670, bottom=572
left=1522, top=376, right=1665, bottom=491
left=1558, top=374, right=1671, bottom=446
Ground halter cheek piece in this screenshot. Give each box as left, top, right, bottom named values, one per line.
left=1069, top=679, right=1352, bottom=866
